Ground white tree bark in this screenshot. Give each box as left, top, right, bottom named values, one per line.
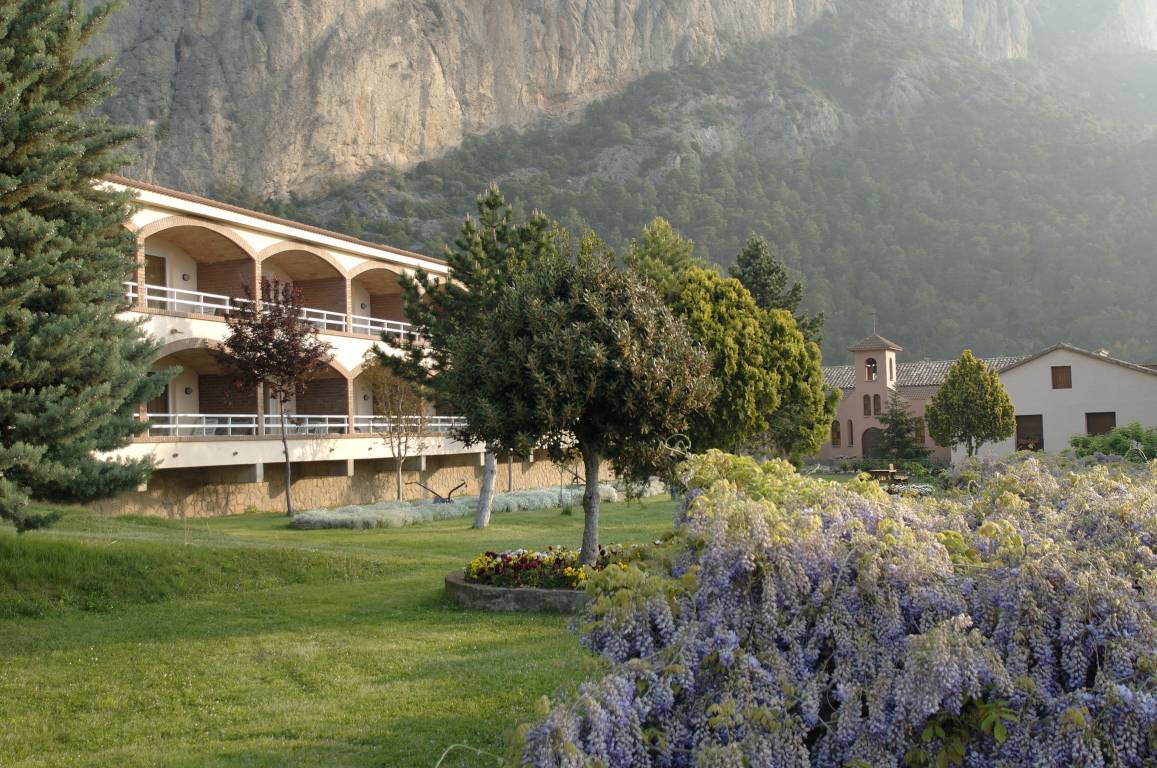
left=474, top=451, right=497, bottom=529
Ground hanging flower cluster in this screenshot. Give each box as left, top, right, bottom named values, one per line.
left=523, top=451, right=1157, bottom=767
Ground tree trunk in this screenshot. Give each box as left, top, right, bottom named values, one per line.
left=474, top=450, right=496, bottom=529
left=579, top=444, right=601, bottom=565
left=395, top=454, right=404, bottom=501
left=280, top=400, right=293, bottom=516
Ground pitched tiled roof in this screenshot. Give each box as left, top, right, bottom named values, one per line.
left=847, top=333, right=903, bottom=352
left=823, top=355, right=1028, bottom=390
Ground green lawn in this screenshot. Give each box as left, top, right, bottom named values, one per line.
left=0, top=499, right=676, bottom=768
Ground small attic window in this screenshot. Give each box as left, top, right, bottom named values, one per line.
left=889, top=357, right=894, bottom=381
left=866, top=358, right=878, bottom=382
left=1051, top=366, right=1072, bottom=389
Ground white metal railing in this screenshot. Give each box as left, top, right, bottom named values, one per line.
left=263, top=414, right=350, bottom=435
left=352, top=415, right=466, bottom=435
left=127, top=282, right=244, bottom=317
left=298, top=306, right=348, bottom=333
left=350, top=313, right=413, bottom=341
left=143, top=413, right=466, bottom=440
left=146, top=413, right=259, bottom=437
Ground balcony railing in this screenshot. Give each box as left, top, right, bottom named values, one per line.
left=143, top=413, right=466, bottom=440
left=350, top=313, right=414, bottom=342
left=127, top=282, right=244, bottom=317
left=352, top=415, right=466, bottom=435
left=127, top=283, right=415, bottom=340
left=146, top=413, right=259, bottom=437
left=299, top=306, right=348, bottom=333
left=263, top=414, right=350, bottom=435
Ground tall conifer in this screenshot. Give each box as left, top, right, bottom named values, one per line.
left=0, top=1, right=164, bottom=531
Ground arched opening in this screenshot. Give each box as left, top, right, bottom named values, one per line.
left=847, top=420, right=854, bottom=447
left=862, top=427, right=884, bottom=459
left=865, top=358, right=878, bottom=382
left=830, top=420, right=841, bottom=448
left=268, top=363, right=350, bottom=435
left=141, top=225, right=256, bottom=315
left=350, top=265, right=410, bottom=341
left=862, top=394, right=871, bottom=416
left=262, top=247, right=348, bottom=333
left=915, top=417, right=926, bottom=445
left=873, top=394, right=882, bottom=415
left=888, top=357, right=894, bottom=382
left=149, top=343, right=259, bottom=437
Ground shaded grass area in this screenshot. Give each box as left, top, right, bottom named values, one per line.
left=0, top=498, right=675, bottom=767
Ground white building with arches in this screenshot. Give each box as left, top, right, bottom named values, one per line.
left=97, top=177, right=561, bottom=517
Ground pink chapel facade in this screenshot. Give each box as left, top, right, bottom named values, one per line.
left=816, top=333, right=1026, bottom=464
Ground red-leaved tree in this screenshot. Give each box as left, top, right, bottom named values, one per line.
left=213, top=279, right=333, bottom=516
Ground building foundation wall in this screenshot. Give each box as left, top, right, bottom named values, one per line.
left=91, top=450, right=611, bottom=518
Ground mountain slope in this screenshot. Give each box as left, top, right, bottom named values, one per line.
left=93, top=0, right=1157, bottom=195
left=263, top=4, right=1157, bottom=363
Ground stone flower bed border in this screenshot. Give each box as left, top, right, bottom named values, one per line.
left=444, top=570, right=590, bottom=613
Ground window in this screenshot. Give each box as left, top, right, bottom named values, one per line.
left=1016, top=415, right=1044, bottom=451
left=831, top=420, right=841, bottom=448
left=145, top=253, right=166, bottom=286
left=1085, top=412, right=1116, bottom=436
left=873, top=394, right=882, bottom=415
left=1051, top=365, right=1072, bottom=389
left=865, top=358, right=878, bottom=382
left=863, top=395, right=871, bottom=416
left=888, top=357, right=894, bottom=382
left=848, top=420, right=854, bottom=446
left=915, top=417, right=926, bottom=445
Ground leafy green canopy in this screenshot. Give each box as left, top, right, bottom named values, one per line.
left=0, top=0, right=165, bottom=531
left=1071, top=422, right=1157, bottom=463
left=387, top=189, right=714, bottom=562
left=926, top=350, right=1015, bottom=458
left=671, top=267, right=779, bottom=451
left=628, top=226, right=836, bottom=461
left=451, top=231, right=714, bottom=481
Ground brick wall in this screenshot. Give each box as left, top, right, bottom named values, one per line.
left=295, top=378, right=347, bottom=415
left=197, top=259, right=255, bottom=298
left=199, top=375, right=258, bottom=414
left=370, top=293, right=406, bottom=322
left=295, top=277, right=346, bottom=314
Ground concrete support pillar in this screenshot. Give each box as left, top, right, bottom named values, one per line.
left=346, top=459, right=355, bottom=477
left=254, top=463, right=265, bottom=483
left=256, top=384, right=266, bottom=436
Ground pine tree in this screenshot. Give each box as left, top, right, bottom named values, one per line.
left=926, top=349, right=1016, bottom=458
left=382, top=186, right=552, bottom=528
left=623, top=217, right=704, bottom=300
left=729, top=235, right=824, bottom=343
left=0, top=1, right=167, bottom=532
left=877, top=393, right=931, bottom=463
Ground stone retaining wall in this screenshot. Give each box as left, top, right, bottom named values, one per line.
left=444, top=570, right=591, bottom=613
left=92, top=451, right=608, bottom=518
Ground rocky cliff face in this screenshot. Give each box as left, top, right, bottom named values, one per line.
left=95, top=0, right=829, bottom=194
left=94, top=0, right=1157, bottom=195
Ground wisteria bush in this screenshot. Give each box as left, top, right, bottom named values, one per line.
left=522, top=451, right=1157, bottom=767
left=289, top=484, right=619, bottom=530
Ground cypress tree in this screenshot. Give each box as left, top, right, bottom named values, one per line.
left=0, top=1, right=165, bottom=531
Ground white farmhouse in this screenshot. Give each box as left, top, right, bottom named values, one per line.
left=963, top=344, right=1157, bottom=461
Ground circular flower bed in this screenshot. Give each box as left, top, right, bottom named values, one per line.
left=465, top=545, right=629, bottom=590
